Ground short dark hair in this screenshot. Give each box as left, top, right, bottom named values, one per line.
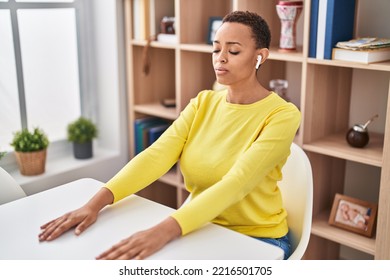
left=222, top=10, right=271, bottom=49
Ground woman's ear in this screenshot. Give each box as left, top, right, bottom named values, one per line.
left=255, top=48, right=269, bottom=70
left=258, top=48, right=269, bottom=63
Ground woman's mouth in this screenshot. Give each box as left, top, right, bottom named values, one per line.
left=215, top=67, right=228, bottom=75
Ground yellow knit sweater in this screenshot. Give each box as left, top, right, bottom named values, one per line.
left=105, top=90, right=301, bottom=238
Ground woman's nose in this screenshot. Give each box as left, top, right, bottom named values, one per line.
left=217, top=52, right=227, bottom=63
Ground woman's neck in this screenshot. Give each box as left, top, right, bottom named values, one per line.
left=226, top=82, right=270, bottom=104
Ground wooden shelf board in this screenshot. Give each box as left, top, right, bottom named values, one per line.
left=180, top=43, right=213, bottom=53
left=268, top=46, right=304, bottom=63
left=151, top=41, right=177, bottom=50
left=132, top=40, right=177, bottom=50
left=303, top=133, right=383, bottom=167
left=307, top=57, right=390, bottom=72
left=311, top=212, right=376, bottom=255
left=134, top=103, right=178, bottom=120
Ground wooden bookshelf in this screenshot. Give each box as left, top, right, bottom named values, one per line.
left=123, top=0, right=390, bottom=259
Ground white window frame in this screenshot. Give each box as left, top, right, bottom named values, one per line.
left=0, top=0, right=129, bottom=193
left=0, top=0, right=94, bottom=166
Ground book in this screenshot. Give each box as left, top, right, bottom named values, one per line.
left=133, top=0, right=150, bottom=40
left=134, top=117, right=167, bottom=154
left=148, top=124, right=170, bottom=146
left=323, top=0, right=356, bottom=59
left=336, top=37, right=390, bottom=50
left=315, top=0, right=328, bottom=59
left=308, top=0, right=320, bottom=58
left=157, top=33, right=178, bottom=44
left=332, top=47, right=390, bottom=64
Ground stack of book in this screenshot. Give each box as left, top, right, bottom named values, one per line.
left=332, top=38, right=390, bottom=64
left=134, top=117, right=170, bottom=154
left=308, top=0, right=356, bottom=59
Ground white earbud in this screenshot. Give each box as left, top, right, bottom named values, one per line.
left=255, top=55, right=262, bottom=69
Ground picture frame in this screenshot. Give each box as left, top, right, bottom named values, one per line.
left=207, top=17, right=223, bottom=45
left=329, top=193, right=377, bottom=237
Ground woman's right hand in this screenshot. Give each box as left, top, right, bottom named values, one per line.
left=38, top=205, right=99, bottom=242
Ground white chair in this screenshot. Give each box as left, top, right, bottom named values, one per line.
left=0, top=167, right=26, bottom=205
left=279, top=142, right=313, bottom=260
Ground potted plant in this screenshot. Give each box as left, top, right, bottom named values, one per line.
left=10, top=127, right=49, bottom=176
left=67, top=117, right=98, bottom=159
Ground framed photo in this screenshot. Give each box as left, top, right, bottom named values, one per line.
left=329, top=193, right=377, bottom=237
left=207, top=17, right=223, bottom=44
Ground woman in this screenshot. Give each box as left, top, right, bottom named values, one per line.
left=39, top=11, right=301, bottom=260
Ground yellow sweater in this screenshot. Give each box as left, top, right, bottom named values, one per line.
left=105, top=90, right=301, bottom=238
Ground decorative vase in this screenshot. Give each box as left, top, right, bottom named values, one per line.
left=15, top=149, right=47, bottom=176
left=276, top=1, right=303, bottom=52
left=73, top=141, right=93, bottom=159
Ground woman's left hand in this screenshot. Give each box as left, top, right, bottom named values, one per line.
left=96, top=217, right=181, bottom=260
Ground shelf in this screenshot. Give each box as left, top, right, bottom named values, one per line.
left=303, top=132, right=384, bottom=167
left=307, top=57, right=390, bottom=72
left=180, top=43, right=213, bottom=53
left=134, top=103, right=178, bottom=120
left=131, top=39, right=178, bottom=50
left=311, top=212, right=375, bottom=256
left=178, top=44, right=306, bottom=61
left=125, top=0, right=390, bottom=260
left=268, top=46, right=304, bottom=63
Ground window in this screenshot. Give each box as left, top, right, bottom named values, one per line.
left=0, top=0, right=88, bottom=151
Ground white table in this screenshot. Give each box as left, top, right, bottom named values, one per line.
left=0, top=178, right=284, bottom=260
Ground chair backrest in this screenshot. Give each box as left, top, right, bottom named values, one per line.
left=279, top=143, right=313, bottom=260
left=0, top=167, right=26, bottom=205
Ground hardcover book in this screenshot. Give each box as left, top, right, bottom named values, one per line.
left=133, top=0, right=150, bottom=40
left=308, top=0, right=320, bottom=58
left=323, top=0, right=356, bottom=59
left=332, top=47, right=390, bottom=64
left=315, top=0, right=327, bottom=59
left=134, top=117, right=168, bottom=154
left=148, top=124, right=170, bottom=146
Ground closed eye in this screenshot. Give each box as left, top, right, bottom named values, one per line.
left=212, top=50, right=240, bottom=55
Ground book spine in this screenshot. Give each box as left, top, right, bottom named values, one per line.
left=134, top=118, right=168, bottom=154
left=133, top=0, right=150, bottom=40
left=309, top=0, right=320, bottom=58
left=315, top=0, right=328, bottom=59
left=323, top=0, right=356, bottom=59
left=148, top=125, right=169, bottom=146
left=149, top=0, right=156, bottom=36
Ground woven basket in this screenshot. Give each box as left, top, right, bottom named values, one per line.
left=15, top=149, right=47, bottom=176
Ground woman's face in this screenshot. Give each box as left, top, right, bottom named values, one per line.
left=212, top=22, right=258, bottom=86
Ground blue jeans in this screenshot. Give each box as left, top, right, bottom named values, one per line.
left=252, top=234, right=291, bottom=260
